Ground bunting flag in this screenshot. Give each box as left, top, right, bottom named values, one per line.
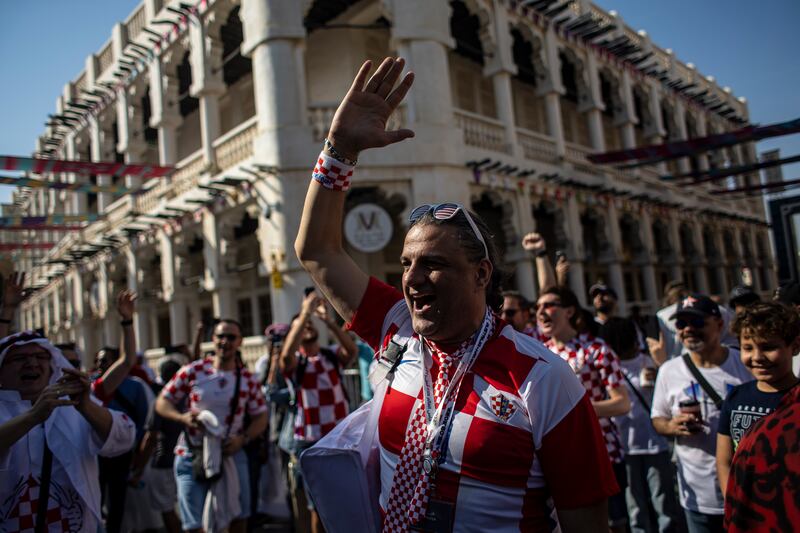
left=0, top=214, right=103, bottom=226
left=0, top=156, right=173, bottom=179
left=0, top=174, right=130, bottom=194
left=0, top=225, right=84, bottom=231
left=660, top=153, right=800, bottom=184
left=587, top=117, right=800, bottom=166
left=711, top=177, right=800, bottom=195
left=0, top=243, right=55, bottom=251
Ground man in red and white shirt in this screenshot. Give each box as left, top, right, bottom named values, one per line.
left=280, top=290, right=356, bottom=532
left=155, top=319, right=267, bottom=533
left=293, top=56, right=617, bottom=531
left=534, top=286, right=631, bottom=532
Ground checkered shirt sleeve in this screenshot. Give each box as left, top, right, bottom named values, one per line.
left=244, top=370, right=268, bottom=415
left=589, top=339, right=623, bottom=390
left=162, top=361, right=201, bottom=404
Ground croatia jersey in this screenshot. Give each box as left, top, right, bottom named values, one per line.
left=349, top=278, right=618, bottom=532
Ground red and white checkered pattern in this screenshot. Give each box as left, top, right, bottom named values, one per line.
left=294, top=352, right=350, bottom=442
left=161, top=358, right=267, bottom=455
left=5, top=475, right=75, bottom=532
left=349, top=278, right=619, bottom=531
left=312, top=152, right=354, bottom=191
left=541, top=333, right=625, bottom=463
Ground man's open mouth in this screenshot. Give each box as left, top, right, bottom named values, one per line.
left=410, top=293, right=435, bottom=313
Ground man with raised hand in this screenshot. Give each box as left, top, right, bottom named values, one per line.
left=294, top=56, right=617, bottom=532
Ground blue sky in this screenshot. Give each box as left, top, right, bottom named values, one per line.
left=1, top=1, right=798, bottom=204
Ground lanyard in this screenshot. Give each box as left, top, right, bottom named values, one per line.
left=420, top=308, right=494, bottom=464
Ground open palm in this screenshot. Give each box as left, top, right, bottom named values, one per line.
left=327, top=57, right=415, bottom=159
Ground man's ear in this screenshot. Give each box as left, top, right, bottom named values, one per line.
left=475, top=259, right=493, bottom=290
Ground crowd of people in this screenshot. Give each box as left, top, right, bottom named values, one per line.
left=1, top=56, right=798, bottom=533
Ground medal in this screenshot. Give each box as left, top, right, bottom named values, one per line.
left=422, top=449, right=438, bottom=477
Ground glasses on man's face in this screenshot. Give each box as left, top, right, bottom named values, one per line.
left=675, top=317, right=706, bottom=330
left=4, top=351, right=51, bottom=366
left=215, top=333, right=239, bottom=341
left=408, top=203, right=489, bottom=262
left=536, top=301, right=562, bottom=312
left=502, top=308, right=519, bottom=318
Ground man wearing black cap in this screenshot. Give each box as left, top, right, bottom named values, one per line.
left=728, top=285, right=759, bottom=315
left=589, top=283, right=618, bottom=325
left=650, top=294, right=753, bottom=532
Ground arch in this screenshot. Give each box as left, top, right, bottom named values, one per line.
left=472, top=190, right=516, bottom=261
left=599, top=68, right=623, bottom=151
left=220, top=6, right=252, bottom=87
left=177, top=51, right=198, bottom=117
left=702, top=226, right=723, bottom=295
left=581, top=207, right=611, bottom=290
left=448, top=0, right=496, bottom=117
left=532, top=199, right=569, bottom=262
left=510, top=25, right=548, bottom=134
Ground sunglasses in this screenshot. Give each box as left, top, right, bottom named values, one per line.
left=215, top=333, right=239, bottom=341
left=409, top=203, right=489, bottom=262
left=675, top=317, right=706, bottom=330
left=536, top=301, right=563, bottom=312
left=502, top=308, right=519, bottom=318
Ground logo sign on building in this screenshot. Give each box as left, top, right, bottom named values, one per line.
left=344, top=203, right=393, bottom=253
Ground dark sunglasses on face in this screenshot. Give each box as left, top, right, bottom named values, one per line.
left=215, top=333, right=239, bottom=341
left=536, top=301, right=562, bottom=312
left=502, top=309, right=519, bottom=318
left=675, top=317, right=706, bottom=330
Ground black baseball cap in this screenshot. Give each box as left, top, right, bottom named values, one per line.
left=728, top=285, right=759, bottom=308
left=670, top=293, right=722, bottom=320
left=589, top=283, right=617, bottom=300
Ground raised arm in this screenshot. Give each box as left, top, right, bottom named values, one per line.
left=96, top=290, right=138, bottom=397
left=316, top=302, right=358, bottom=366
left=295, top=57, right=414, bottom=322
left=522, top=233, right=557, bottom=291
left=279, top=292, right=318, bottom=375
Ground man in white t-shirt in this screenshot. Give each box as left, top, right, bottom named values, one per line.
left=651, top=294, right=753, bottom=533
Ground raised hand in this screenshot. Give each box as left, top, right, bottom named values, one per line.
left=58, top=367, right=92, bottom=410
left=522, top=232, right=547, bottom=254
left=327, top=57, right=415, bottom=161
left=116, top=289, right=137, bottom=320
left=2, top=272, right=26, bottom=310
left=29, top=382, right=80, bottom=423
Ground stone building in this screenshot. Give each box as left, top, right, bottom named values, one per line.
left=4, top=0, right=775, bottom=364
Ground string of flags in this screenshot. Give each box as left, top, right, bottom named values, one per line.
left=0, top=174, right=130, bottom=195
left=0, top=214, right=104, bottom=226
left=0, top=156, right=174, bottom=179
left=41, top=0, right=211, bottom=155
left=503, top=0, right=746, bottom=125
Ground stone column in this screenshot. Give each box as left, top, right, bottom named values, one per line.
left=485, top=1, right=519, bottom=157
left=618, top=70, right=637, bottom=149
left=712, top=228, right=729, bottom=297
left=117, top=84, right=149, bottom=188
left=149, top=57, right=181, bottom=165
left=540, top=25, right=566, bottom=158
left=605, top=201, right=628, bottom=315
left=646, top=82, right=668, bottom=174
left=65, top=134, right=88, bottom=214
left=694, top=112, right=710, bottom=171
left=125, top=247, right=152, bottom=350
left=673, top=100, right=691, bottom=174
left=97, top=262, right=119, bottom=347
left=666, top=214, right=684, bottom=283
left=189, top=14, right=226, bottom=171
left=160, top=231, right=190, bottom=345
left=565, top=195, right=587, bottom=306
left=202, top=212, right=239, bottom=319
left=89, top=116, right=115, bottom=212
left=690, top=220, right=711, bottom=294
left=637, top=210, right=660, bottom=309
left=583, top=53, right=605, bottom=153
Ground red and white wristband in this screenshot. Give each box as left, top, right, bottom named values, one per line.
left=312, top=151, right=354, bottom=191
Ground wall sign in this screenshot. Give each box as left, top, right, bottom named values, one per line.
left=344, top=203, right=393, bottom=253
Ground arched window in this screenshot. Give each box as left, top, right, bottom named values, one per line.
left=448, top=0, right=495, bottom=116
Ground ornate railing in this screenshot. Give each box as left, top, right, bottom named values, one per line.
left=214, top=116, right=257, bottom=170
left=171, top=152, right=206, bottom=198
left=454, top=109, right=510, bottom=154
left=126, top=5, right=147, bottom=41
left=517, top=127, right=557, bottom=162
left=97, top=41, right=114, bottom=75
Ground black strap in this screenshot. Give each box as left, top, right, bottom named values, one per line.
left=620, top=369, right=651, bottom=413
left=682, top=354, right=724, bottom=409
left=35, top=432, right=54, bottom=533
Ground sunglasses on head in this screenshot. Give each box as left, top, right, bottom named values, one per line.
left=675, top=316, right=706, bottom=330
left=409, top=203, right=489, bottom=262
left=215, top=333, right=239, bottom=341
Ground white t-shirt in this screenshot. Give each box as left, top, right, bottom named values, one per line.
left=613, top=354, right=670, bottom=455
left=651, top=348, right=753, bottom=514
left=656, top=304, right=738, bottom=360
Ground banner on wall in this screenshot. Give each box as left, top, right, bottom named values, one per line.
left=0, top=214, right=103, bottom=226
left=0, top=156, right=174, bottom=179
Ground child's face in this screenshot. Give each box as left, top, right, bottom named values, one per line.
left=739, top=331, right=797, bottom=384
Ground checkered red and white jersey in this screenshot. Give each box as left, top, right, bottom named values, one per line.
left=538, top=333, right=625, bottom=463
left=160, top=358, right=267, bottom=455
left=348, top=278, right=618, bottom=532
left=293, top=351, right=350, bottom=442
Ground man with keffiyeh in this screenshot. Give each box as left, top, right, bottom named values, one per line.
left=0, top=330, right=136, bottom=532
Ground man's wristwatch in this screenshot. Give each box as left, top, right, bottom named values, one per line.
left=534, top=249, right=548, bottom=258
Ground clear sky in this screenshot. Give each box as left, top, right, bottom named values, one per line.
left=1, top=0, right=798, bottom=204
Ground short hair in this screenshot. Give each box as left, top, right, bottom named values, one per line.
left=540, top=286, right=581, bottom=328
left=412, top=209, right=508, bottom=311
left=502, top=290, right=529, bottom=308
left=731, top=301, right=800, bottom=346
left=214, top=318, right=243, bottom=336
left=598, top=317, right=639, bottom=358
left=159, top=359, right=182, bottom=382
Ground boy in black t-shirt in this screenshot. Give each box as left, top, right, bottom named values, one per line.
left=716, top=301, right=800, bottom=497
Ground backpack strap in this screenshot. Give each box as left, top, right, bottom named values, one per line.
left=619, top=369, right=651, bottom=413
left=681, top=353, right=724, bottom=409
